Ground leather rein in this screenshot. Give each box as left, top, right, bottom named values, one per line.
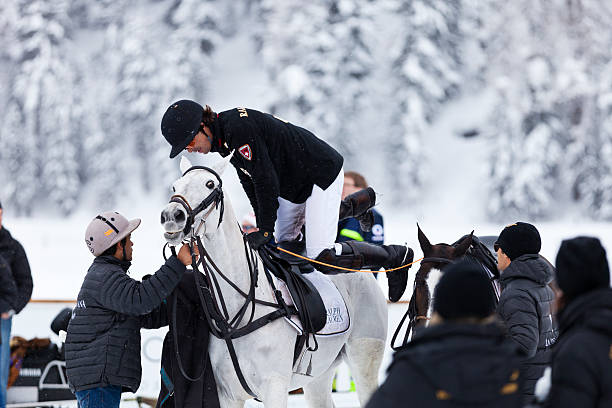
left=164, top=165, right=292, bottom=398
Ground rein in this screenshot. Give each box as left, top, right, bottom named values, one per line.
left=164, top=166, right=293, bottom=399
left=276, top=247, right=424, bottom=273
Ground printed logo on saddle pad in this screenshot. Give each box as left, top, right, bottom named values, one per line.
left=238, top=144, right=252, bottom=160
left=276, top=271, right=350, bottom=336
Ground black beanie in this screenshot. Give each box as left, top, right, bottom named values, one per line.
left=433, top=259, right=497, bottom=320
left=494, top=222, right=541, bottom=260
left=555, top=236, right=610, bottom=301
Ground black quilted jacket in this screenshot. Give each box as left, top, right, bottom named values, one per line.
left=65, top=255, right=185, bottom=393
left=0, top=228, right=33, bottom=313
left=497, top=254, right=557, bottom=401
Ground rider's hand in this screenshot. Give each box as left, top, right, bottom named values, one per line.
left=177, top=243, right=198, bottom=266
left=247, top=229, right=273, bottom=250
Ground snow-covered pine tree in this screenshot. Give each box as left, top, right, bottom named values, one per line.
left=0, top=0, right=81, bottom=214
left=555, top=1, right=612, bottom=219
left=487, top=55, right=565, bottom=220
left=383, top=0, right=464, bottom=203
left=572, top=60, right=612, bottom=220
left=164, top=0, right=228, bottom=100
left=114, top=15, right=168, bottom=192
left=0, top=102, right=37, bottom=215
left=258, top=0, right=342, bottom=141
left=79, top=23, right=126, bottom=207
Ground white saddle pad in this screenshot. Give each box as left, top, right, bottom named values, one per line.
left=274, top=270, right=350, bottom=336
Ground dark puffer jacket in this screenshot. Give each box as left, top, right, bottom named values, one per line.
left=366, top=322, right=524, bottom=408
left=65, top=255, right=186, bottom=393
left=0, top=255, right=18, bottom=314
left=497, top=254, right=557, bottom=400
left=547, top=288, right=612, bottom=408
left=0, top=228, right=33, bottom=313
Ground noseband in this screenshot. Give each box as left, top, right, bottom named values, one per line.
left=169, top=165, right=225, bottom=235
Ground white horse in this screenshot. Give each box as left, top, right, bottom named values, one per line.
left=160, top=156, right=388, bottom=408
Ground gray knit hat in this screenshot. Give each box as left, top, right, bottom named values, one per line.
left=85, top=211, right=141, bottom=256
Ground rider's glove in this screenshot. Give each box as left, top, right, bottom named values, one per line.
left=247, top=229, right=274, bottom=249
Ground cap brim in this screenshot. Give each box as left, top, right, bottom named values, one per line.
left=113, top=218, right=141, bottom=245
left=169, top=131, right=198, bottom=158
left=170, top=143, right=188, bottom=158
left=127, top=219, right=141, bottom=235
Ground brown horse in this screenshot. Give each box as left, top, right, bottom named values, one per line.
left=392, top=224, right=500, bottom=349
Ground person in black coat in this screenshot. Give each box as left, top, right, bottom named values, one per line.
left=494, top=222, right=557, bottom=403
left=65, top=211, right=195, bottom=408
left=545, top=236, right=612, bottom=407
left=0, top=200, right=33, bottom=408
left=160, top=101, right=413, bottom=298
left=366, top=260, right=524, bottom=408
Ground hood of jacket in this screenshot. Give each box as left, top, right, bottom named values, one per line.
left=558, top=287, right=612, bottom=338
left=395, top=322, right=522, bottom=404
left=500, top=254, right=554, bottom=287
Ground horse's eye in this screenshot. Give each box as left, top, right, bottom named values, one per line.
left=206, top=180, right=214, bottom=189
left=172, top=186, right=176, bottom=192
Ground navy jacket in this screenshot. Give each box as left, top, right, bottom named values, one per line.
left=211, top=108, right=343, bottom=232
left=547, top=288, right=612, bottom=408
left=65, top=255, right=186, bottom=393
left=337, top=209, right=384, bottom=245
left=497, top=254, right=557, bottom=400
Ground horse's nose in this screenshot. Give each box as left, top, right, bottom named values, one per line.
left=161, top=207, right=187, bottom=224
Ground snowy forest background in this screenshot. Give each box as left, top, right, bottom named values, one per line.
left=2, top=0, right=612, bottom=222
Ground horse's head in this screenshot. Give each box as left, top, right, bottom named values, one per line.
left=161, top=155, right=232, bottom=245
left=417, top=223, right=473, bottom=271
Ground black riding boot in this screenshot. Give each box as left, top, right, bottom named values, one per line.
left=338, top=187, right=376, bottom=231
left=314, top=242, right=414, bottom=301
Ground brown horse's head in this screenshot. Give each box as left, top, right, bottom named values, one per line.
left=411, top=224, right=474, bottom=328
left=417, top=223, right=473, bottom=268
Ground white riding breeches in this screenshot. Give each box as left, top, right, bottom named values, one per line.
left=275, top=169, right=344, bottom=258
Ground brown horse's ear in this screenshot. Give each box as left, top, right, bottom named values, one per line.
left=453, top=230, right=474, bottom=257
left=417, top=223, right=432, bottom=254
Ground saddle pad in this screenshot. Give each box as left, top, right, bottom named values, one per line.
left=274, top=271, right=350, bottom=336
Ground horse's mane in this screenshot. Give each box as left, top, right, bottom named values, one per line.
left=451, top=234, right=499, bottom=279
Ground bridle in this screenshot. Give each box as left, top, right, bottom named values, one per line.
left=169, top=165, right=225, bottom=236
left=163, top=166, right=293, bottom=399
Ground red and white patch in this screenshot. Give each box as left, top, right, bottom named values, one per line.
left=238, top=144, right=252, bottom=160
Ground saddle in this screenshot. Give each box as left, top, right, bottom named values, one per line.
left=259, top=242, right=327, bottom=335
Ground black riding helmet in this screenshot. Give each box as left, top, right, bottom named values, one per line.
left=161, top=99, right=204, bottom=158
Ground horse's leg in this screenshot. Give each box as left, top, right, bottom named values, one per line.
left=303, top=363, right=338, bottom=408
left=216, top=396, right=245, bottom=408
left=344, top=337, right=385, bottom=406
left=259, top=374, right=290, bottom=408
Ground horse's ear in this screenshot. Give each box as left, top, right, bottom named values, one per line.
left=453, top=230, right=474, bottom=257
left=211, top=153, right=233, bottom=175
left=417, top=223, right=432, bottom=254
left=180, top=156, right=193, bottom=174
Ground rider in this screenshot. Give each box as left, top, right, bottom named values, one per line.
left=65, top=211, right=195, bottom=408
left=160, top=100, right=414, bottom=301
